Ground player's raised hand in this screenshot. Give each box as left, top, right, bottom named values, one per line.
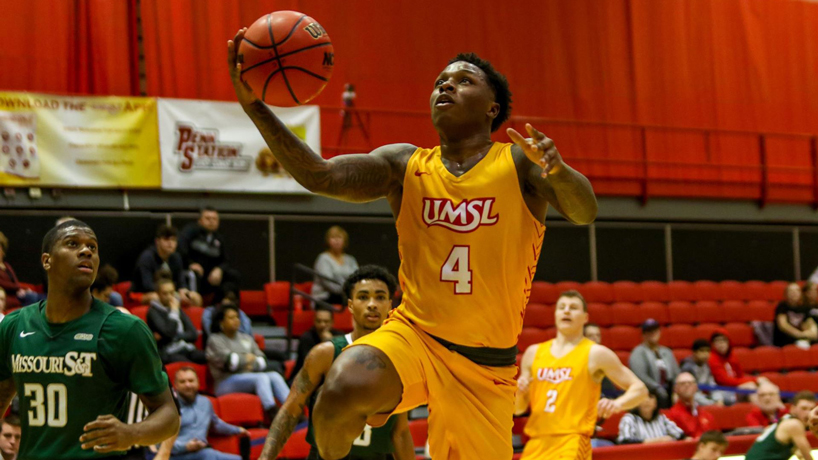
left=80, top=414, right=136, bottom=453
left=597, top=398, right=622, bottom=420
left=227, top=28, right=259, bottom=107
left=507, top=123, right=564, bottom=177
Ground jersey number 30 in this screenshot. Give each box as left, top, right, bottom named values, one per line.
left=24, top=383, right=67, bottom=427
left=441, top=246, right=472, bottom=294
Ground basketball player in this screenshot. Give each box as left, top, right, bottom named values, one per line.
left=0, top=220, right=179, bottom=459
left=746, top=391, right=816, bottom=460
left=515, top=291, right=647, bottom=459
left=258, top=265, right=414, bottom=460
left=229, top=31, right=597, bottom=459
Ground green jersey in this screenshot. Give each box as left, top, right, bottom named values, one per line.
left=745, top=415, right=797, bottom=460
left=0, top=299, right=168, bottom=460
left=306, top=334, right=397, bottom=459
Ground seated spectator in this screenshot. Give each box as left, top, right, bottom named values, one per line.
left=311, top=226, right=358, bottom=305
left=666, top=372, right=717, bottom=438
left=0, top=231, right=37, bottom=310
left=133, top=224, right=202, bottom=307
left=89, top=264, right=123, bottom=307
left=201, top=292, right=252, bottom=342
left=629, top=319, right=679, bottom=408
left=172, top=367, right=246, bottom=460
left=744, top=391, right=816, bottom=460
left=684, top=430, right=729, bottom=460
left=147, top=278, right=205, bottom=364
left=0, top=415, right=20, bottom=460
left=680, top=339, right=735, bottom=406
left=617, top=389, right=685, bottom=444
left=290, top=307, right=342, bottom=379
left=746, top=381, right=788, bottom=427
left=206, top=304, right=289, bottom=420
left=178, top=207, right=240, bottom=303
left=773, top=282, right=816, bottom=347
left=709, top=329, right=761, bottom=391
left=583, top=323, right=619, bottom=399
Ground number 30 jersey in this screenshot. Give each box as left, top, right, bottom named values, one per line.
left=394, top=142, right=545, bottom=348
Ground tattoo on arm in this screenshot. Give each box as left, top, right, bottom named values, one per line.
left=0, top=379, right=16, bottom=415
left=353, top=348, right=387, bottom=371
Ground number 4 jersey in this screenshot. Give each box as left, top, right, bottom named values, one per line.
left=0, top=299, right=169, bottom=460
left=395, top=142, right=545, bottom=348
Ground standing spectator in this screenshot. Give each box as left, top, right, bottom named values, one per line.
left=666, top=372, right=717, bottom=439
left=0, top=231, right=36, bottom=310
left=709, top=329, right=761, bottom=391
left=290, top=307, right=342, bottom=380
left=311, top=226, right=358, bottom=305
left=147, top=278, right=205, bottom=364
left=0, top=416, right=20, bottom=460
left=206, top=304, right=289, bottom=420
left=746, top=382, right=788, bottom=427
left=617, top=389, right=685, bottom=444
left=172, top=367, right=246, bottom=460
left=680, top=339, right=734, bottom=406
left=683, top=431, right=729, bottom=460
left=629, top=319, right=679, bottom=408
left=773, top=283, right=816, bottom=347
left=134, top=224, right=202, bottom=307
left=178, top=207, right=240, bottom=303
left=89, top=264, right=123, bottom=307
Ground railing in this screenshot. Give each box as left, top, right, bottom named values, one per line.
left=286, top=263, right=342, bottom=354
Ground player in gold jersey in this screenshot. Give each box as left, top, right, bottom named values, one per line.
left=229, top=34, right=598, bottom=459
left=516, top=291, right=647, bottom=459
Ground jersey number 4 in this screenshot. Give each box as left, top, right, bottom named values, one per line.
left=441, top=246, right=472, bottom=294
left=24, top=383, right=67, bottom=427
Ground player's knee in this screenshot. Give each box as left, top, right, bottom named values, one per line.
left=325, top=345, right=400, bottom=409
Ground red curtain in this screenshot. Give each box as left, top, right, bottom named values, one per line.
left=0, top=0, right=137, bottom=95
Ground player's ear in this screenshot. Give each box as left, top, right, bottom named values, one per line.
left=41, top=252, right=51, bottom=271
left=487, top=101, right=500, bottom=121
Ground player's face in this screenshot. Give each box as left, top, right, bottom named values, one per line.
left=314, top=310, right=333, bottom=333
left=0, top=423, right=20, bottom=455
left=199, top=211, right=220, bottom=232
left=220, top=309, right=241, bottom=335
left=158, top=282, right=176, bottom=306
left=174, top=370, right=200, bottom=402
left=790, top=399, right=817, bottom=424
left=156, top=236, right=177, bottom=257
left=554, top=296, right=588, bottom=333
left=695, top=442, right=725, bottom=460
left=430, top=62, right=499, bottom=134
left=348, top=279, right=391, bottom=331
left=584, top=326, right=601, bottom=344
left=43, top=226, right=99, bottom=289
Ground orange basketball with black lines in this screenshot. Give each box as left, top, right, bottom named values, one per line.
left=238, top=11, right=334, bottom=107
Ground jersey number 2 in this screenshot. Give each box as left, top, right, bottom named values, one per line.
left=25, top=383, right=67, bottom=427
left=544, top=390, right=558, bottom=413
left=441, top=246, right=472, bottom=294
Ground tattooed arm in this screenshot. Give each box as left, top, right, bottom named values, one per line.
left=0, top=379, right=16, bottom=415
left=258, top=342, right=335, bottom=460
left=228, top=29, right=414, bottom=203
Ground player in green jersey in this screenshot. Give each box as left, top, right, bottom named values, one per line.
left=0, top=220, right=179, bottom=460
left=259, top=265, right=415, bottom=460
left=745, top=391, right=816, bottom=460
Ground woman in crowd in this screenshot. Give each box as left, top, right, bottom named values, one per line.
left=311, top=225, right=358, bottom=305
left=617, top=389, right=685, bottom=444
left=773, top=282, right=816, bottom=347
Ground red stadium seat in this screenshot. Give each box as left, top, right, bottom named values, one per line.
left=692, top=323, right=722, bottom=343
left=253, top=333, right=266, bottom=351
left=673, top=348, right=692, bottom=364
left=582, top=281, right=614, bottom=303
left=693, top=281, right=720, bottom=301
left=606, top=326, right=642, bottom=351
left=409, top=419, right=428, bottom=447
left=784, top=371, right=818, bottom=393
left=610, top=302, right=642, bottom=326
left=706, top=405, right=732, bottom=431
left=782, top=345, right=813, bottom=371
left=717, top=280, right=745, bottom=301
left=612, top=281, right=642, bottom=303
left=728, top=403, right=756, bottom=430
left=668, top=280, right=695, bottom=301
left=264, top=281, right=291, bottom=310
left=810, top=345, right=818, bottom=369
left=206, top=395, right=220, bottom=415
left=278, top=427, right=311, bottom=459
left=732, top=347, right=753, bottom=372
left=763, top=281, right=789, bottom=302
left=518, top=327, right=550, bottom=353
left=587, top=303, right=613, bottom=327
left=668, top=301, right=698, bottom=325
left=662, top=324, right=695, bottom=349
left=217, top=393, right=264, bottom=427
left=335, top=309, right=353, bottom=333
left=760, top=372, right=788, bottom=390
left=544, top=327, right=558, bottom=341
left=725, top=323, right=756, bottom=348
left=744, top=281, right=769, bottom=301
left=284, top=359, right=296, bottom=380
left=721, top=300, right=747, bottom=324
left=752, top=347, right=785, bottom=373
left=640, top=281, right=670, bottom=302
left=291, top=310, right=316, bottom=337
left=597, top=412, right=625, bottom=440
left=529, top=281, right=560, bottom=304
left=615, top=350, right=631, bottom=365
left=639, top=302, right=669, bottom=325
left=240, top=290, right=268, bottom=316
left=184, top=306, right=203, bottom=331
left=746, top=300, right=775, bottom=322
left=524, top=304, right=555, bottom=328
left=130, top=306, right=149, bottom=323
left=555, top=281, right=582, bottom=296
left=695, top=301, right=725, bottom=324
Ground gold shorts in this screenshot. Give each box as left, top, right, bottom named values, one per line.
left=519, top=434, right=592, bottom=460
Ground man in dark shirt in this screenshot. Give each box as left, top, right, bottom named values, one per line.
left=178, top=207, right=240, bottom=302
left=290, top=307, right=341, bottom=381
left=134, top=224, right=202, bottom=307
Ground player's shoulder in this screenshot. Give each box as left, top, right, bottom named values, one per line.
left=0, top=307, right=28, bottom=329
left=588, top=342, right=619, bottom=364
left=305, top=341, right=336, bottom=372
left=101, top=306, right=147, bottom=333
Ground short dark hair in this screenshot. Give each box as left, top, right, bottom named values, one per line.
left=698, top=430, right=728, bottom=447
left=342, top=265, right=398, bottom=303
left=155, top=224, right=177, bottom=239
left=153, top=268, right=174, bottom=284
left=42, top=219, right=94, bottom=254
left=315, top=306, right=334, bottom=317
left=155, top=276, right=175, bottom=290
left=200, top=206, right=217, bottom=216
left=692, top=339, right=711, bottom=352
left=91, top=264, right=118, bottom=292
left=0, top=414, right=20, bottom=429
left=792, top=390, right=816, bottom=405
left=558, top=290, right=587, bottom=311
left=632, top=387, right=661, bottom=421
left=448, top=53, right=512, bottom=132
left=174, top=366, right=198, bottom=381
left=211, top=303, right=240, bottom=334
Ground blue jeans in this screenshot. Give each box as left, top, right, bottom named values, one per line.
left=215, top=372, right=290, bottom=410
left=170, top=447, right=241, bottom=460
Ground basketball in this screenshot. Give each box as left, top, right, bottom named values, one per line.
left=238, top=10, right=334, bottom=107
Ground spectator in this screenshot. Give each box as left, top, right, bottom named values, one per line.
left=202, top=292, right=252, bottom=339
left=709, top=329, right=760, bottom=391
left=0, top=416, right=20, bottom=460
left=684, top=431, right=729, bottom=460
left=746, top=381, right=788, bottom=427
left=583, top=323, right=619, bottom=399
left=147, top=278, right=206, bottom=364
left=290, top=307, right=342, bottom=379
left=178, top=207, right=240, bottom=303
left=744, top=391, right=816, bottom=460
left=172, top=367, right=246, bottom=460
left=629, top=319, right=679, bottom=408
left=89, top=264, right=123, bottom=307
left=311, top=226, right=359, bottom=305
left=0, top=231, right=37, bottom=310
left=680, top=339, right=734, bottom=406
left=666, top=372, right=717, bottom=438
left=133, top=224, right=202, bottom=307
left=772, top=282, right=815, bottom=347
left=617, top=389, right=685, bottom=444
left=206, top=304, right=289, bottom=420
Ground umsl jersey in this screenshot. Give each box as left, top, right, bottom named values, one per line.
left=525, top=339, right=601, bottom=438
left=394, top=142, right=544, bottom=348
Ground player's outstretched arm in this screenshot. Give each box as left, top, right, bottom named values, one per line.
left=783, top=419, right=814, bottom=460
left=509, top=124, right=598, bottom=225
left=590, top=345, right=648, bottom=419
left=228, top=29, right=414, bottom=203
left=514, top=344, right=539, bottom=416
left=258, top=342, right=334, bottom=460
left=0, top=378, right=16, bottom=415
left=390, top=413, right=416, bottom=460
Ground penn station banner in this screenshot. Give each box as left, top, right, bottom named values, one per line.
left=0, top=92, right=160, bottom=187
left=158, top=98, right=317, bottom=193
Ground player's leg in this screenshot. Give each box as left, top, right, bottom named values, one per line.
left=263, top=371, right=290, bottom=402
left=215, top=373, right=277, bottom=411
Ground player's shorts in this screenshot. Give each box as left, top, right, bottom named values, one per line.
left=519, top=434, right=592, bottom=460
left=349, top=312, right=518, bottom=460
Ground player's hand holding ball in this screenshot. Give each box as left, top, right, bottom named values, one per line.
left=507, top=123, right=565, bottom=177
left=80, top=415, right=136, bottom=453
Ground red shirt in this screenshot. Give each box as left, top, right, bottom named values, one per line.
left=666, top=401, right=716, bottom=438
left=709, top=350, right=756, bottom=387
left=746, top=406, right=788, bottom=427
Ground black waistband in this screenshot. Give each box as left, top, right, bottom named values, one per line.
left=429, top=334, right=518, bottom=367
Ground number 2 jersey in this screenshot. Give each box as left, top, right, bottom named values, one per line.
left=0, top=299, right=168, bottom=460
left=394, top=142, right=545, bottom=349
